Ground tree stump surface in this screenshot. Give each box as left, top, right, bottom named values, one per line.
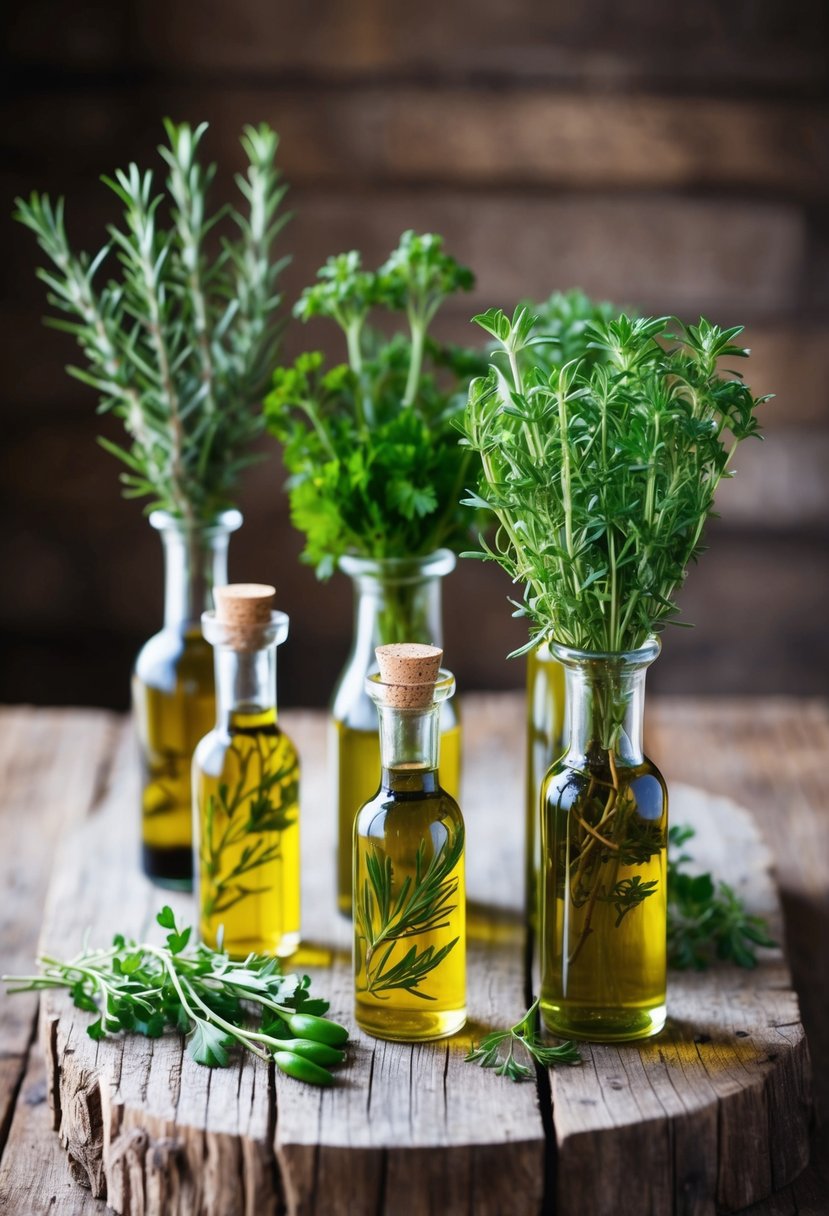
left=0, top=701, right=816, bottom=1215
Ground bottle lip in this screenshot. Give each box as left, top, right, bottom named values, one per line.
left=365, top=667, right=456, bottom=708
left=338, top=549, right=456, bottom=584
left=201, top=608, right=289, bottom=650
left=551, top=635, right=662, bottom=668
left=150, top=508, right=243, bottom=537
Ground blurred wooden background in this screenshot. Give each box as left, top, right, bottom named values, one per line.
left=2, top=0, right=828, bottom=709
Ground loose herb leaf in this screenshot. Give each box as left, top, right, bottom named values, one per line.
left=667, top=826, right=776, bottom=969
left=2, top=910, right=348, bottom=1087
left=466, top=999, right=581, bottom=1082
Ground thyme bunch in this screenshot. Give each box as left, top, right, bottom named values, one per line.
left=462, top=309, right=769, bottom=654
left=265, top=231, right=483, bottom=577
left=15, top=120, right=288, bottom=525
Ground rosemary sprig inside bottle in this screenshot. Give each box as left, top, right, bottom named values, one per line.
left=355, top=827, right=464, bottom=999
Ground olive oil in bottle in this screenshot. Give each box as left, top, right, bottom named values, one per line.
left=193, top=584, right=300, bottom=958
left=525, top=641, right=566, bottom=922
left=333, top=551, right=461, bottom=917
left=354, top=643, right=466, bottom=1042
left=133, top=508, right=241, bottom=888
left=539, top=639, right=667, bottom=1042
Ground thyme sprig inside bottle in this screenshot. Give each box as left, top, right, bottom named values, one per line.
left=353, top=644, right=466, bottom=1042
left=463, top=310, right=768, bottom=1041
left=194, top=584, right=300, bottom=959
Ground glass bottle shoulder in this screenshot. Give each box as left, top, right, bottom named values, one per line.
left=355, top=781, right=463, bottom=842
left=193, top=714, right=299, bottom=780
left=134, top=626, right=213, bottom=694
left=542, top=751, right=666, bottom=822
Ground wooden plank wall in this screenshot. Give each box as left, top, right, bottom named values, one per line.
left=2, top=0, right=828, bottom=708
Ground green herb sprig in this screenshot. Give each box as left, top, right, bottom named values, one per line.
left=3, top=907, right=348, bottom=1086
left=667, top=826, right=776, bottom=969
left=463, top=309, right=769, bottom=655
left=465, top=999, right=581, bottom=1081
left=265, top=231, right=483, bottom=577
left=15, top=120, right=288, bottom=525
left=355, top=826, right=464, bottom=999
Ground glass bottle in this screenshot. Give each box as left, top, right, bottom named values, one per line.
left=193, top=584, right=300, bottom=959
left=332, top=551, right=461, bottom=916
left=539, top=638, right=667, bottom=1042
left=133, top=508, right=242, bottom=888
left=525, top=641, right=566, bottom=922
left=353, top=644, right=466, bottom=1042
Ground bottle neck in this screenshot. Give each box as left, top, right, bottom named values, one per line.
left=344, top=553, right=454, bottom=670
left=560, top=654, right=651, bottom=768
left=377, top=703, right=441, bottom=792
left=153, top=510, right=241, bottom=632
left=214, top=644, right=278, bottom=730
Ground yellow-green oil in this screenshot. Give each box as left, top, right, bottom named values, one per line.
left=525, top=643, right=566, bottom=921
left=353, top=772, right=466, bottom=1041
left=335, top=719, right=461, bottom=916
left=133, top=629, right=215, bottom=887
left=194, top=708, right=300, bottom=959
left=539, top=757, right=667, bottom=1041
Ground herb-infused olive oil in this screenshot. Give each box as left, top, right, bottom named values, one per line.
left=525, top=641, right=565, bottom=922
left=134, top=509, right=241, bottom=888
left=334, top=717, right=460, bottom=915
left=539, top=641, right=667, bottom=1042
left=194, top=584, right=300, bottom=958
left=332, top=551, right=461, bottom=917
left=354, top=644, right=466, bottom=1041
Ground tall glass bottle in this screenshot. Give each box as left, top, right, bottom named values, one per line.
left=540, top=638, right=667, bottom=1042
left=193, top=584, right=300, bottom=959
left=332, top=551, right=461, bottom=916
left=133, top=508, right=242, bottom=888
left=525, top=641, right=566, bottom=921
left=353, top=644, right=466, bottom=1042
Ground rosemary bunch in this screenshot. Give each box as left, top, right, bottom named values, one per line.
left=462, top=310, right=768, bottom=654
left=265, top=231, right=483, bottom=577
left=15, top=120, right=288, bottom=524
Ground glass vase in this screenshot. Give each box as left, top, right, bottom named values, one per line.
left=525, top=641, right=566, bottom=923
left=132, top=508, right=242, bottom=888
left=332, top=551, right=461, bottom=916
left=539, top=638, right=668, bottom=1042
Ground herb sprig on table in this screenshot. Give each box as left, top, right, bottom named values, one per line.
left=463, top=310, right=769, bottom=654
left=15, top=120, right=287, bottom=525
left=466, top=999, right=582, bottom=1080
left=667, top=826, right=776, bottom=969
left=3, top=907, right=348, bottom=1086
left=265, top=231, right=483, bottom=577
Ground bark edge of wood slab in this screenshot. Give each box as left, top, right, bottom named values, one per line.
left=36, top=714, right=812, bottom=1216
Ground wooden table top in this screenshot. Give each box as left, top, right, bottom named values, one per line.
left=0, top=695, right=827, bottom=1215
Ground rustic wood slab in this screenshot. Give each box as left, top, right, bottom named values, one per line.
left=0, top=700, right=815, bottom=1215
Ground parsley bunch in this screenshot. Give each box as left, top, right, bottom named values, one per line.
left=3, top=908, right=348, bottom=1086
left=265, top=231, right=482, bottom=577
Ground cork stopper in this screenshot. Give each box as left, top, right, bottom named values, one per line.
left=375, top=643, right=443, bottom=709
left=214, top=583, right=276, bottom=649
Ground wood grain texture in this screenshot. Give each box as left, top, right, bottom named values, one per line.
left=0, top=699, right=812, bottom=1214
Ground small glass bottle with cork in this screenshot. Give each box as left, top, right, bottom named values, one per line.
left=353, top=643, right=466, bottom=1041
left=193, top=583, right=301, bottom=958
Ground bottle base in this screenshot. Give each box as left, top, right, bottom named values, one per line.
left=540, top=999, right=666, bottom=1043
left=142, top=844, right=193, bottom=890
left=202, top=930, right=301, bottom=960
left=356, top=1004, right=467, bottom=1042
